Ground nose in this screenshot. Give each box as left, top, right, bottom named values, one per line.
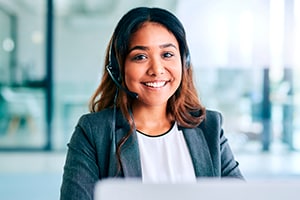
left=147, top=57, right=165, bottom=76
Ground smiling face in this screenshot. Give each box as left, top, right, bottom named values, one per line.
left=124, top=22, right=182, bottom=108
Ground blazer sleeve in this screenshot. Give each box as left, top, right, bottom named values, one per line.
left=204, top=110, right=244, bottom=179
left=220, top=127, right=244, bottom=178
left=60, top=114, right=100, bottom=200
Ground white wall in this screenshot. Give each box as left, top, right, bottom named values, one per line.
left=177, top=0, right=270, bottom=68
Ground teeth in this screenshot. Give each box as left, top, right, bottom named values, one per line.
left=145, top=81, right=166, bottom=88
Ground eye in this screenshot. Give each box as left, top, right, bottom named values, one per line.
left=162, top=52, right=174, bottom=58
left=132, top=54, right=147, bottom=61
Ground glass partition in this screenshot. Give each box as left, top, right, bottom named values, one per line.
left=195, top=67, right=300, bottom=152
left=0, top=0, right=47, bottom=149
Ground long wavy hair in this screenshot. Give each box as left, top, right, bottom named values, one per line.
left=89, top=7, right=206, bottom=171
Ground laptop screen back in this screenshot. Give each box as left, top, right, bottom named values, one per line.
left=94, top=179, right=299, bottom=200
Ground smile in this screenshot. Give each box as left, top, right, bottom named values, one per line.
left=143, top=81, right=167, bottom=88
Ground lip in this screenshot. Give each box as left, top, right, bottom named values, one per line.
left=142, top=80, right=169, bottom=88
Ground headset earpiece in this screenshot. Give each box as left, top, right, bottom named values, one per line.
left=106, top=42, right=138, bottom=99
left=185, top=53, right=191, bottom=68
left=107, top=42, right=122, bottom=83
left=184, top=50, right=192, bottom=69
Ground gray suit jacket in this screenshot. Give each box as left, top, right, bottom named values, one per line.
left=60, top=109, right=243, bottom=200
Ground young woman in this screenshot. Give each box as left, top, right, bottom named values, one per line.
left=60, top=7, right=244, bottom=200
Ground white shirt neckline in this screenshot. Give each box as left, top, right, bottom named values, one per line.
left=137, top=122, right=196, bottom=183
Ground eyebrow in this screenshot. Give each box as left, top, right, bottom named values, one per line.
left=159, top=43, right=177, bottom=49
left=128, top=43, right=177, bottom=53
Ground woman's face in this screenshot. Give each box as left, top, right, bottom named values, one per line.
left=124, top=22, right=182, bottom=107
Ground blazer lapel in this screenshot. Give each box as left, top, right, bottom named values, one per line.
left=181, top=127, right=215, bottom=177
left=115, top=128, right=142, bottom=178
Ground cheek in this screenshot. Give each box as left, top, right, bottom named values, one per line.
left=174, top=65, right=183, bottom=82
left=174, top=58, right=183, bottom=78
left=124, top=65, right=142, bottom=87
left=175, top=67, right=183, bottom=90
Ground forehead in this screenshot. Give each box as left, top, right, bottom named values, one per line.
left=129, top=22, right=178, bottom=46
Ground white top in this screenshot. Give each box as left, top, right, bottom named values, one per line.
left=136, top=122, right=196, bottom=183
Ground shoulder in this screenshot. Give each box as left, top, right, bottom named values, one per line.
left=74, top=108, right=115, bottom=139
left=180, top=109, right=223, bottom=138
left=79, top=108, right=114, bottom=124
left=76, top=108, right=128, bottom=136
left=69, top=108, right=127, bottom=149
left=78, top=108, right=126, bottom=126
left=202, top=109, right=223, bottom=128
left=70, top=109, right=115, bottom=143
left=197, top=109, right=223, bottom=141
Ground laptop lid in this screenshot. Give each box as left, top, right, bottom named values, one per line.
left=94, top=178, right=299, bottom=200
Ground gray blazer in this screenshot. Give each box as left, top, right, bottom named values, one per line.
left=60, top=109, right=243, bottom=200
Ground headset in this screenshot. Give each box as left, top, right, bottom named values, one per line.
left=106, top=41, right=191, bottom=99
left=105, top=42, right=137, bottom=162
left=185, top=52, right=191, bottom=68
left=106, top=42, right=139, bottom=99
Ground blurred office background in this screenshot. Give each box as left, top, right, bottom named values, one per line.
left=0, top=0, right=300, bottom=199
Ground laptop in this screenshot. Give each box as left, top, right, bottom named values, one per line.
left=94, top=178, right=300, bottom=200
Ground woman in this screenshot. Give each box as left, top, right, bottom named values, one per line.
left=60, top=7, right=243, bottom=200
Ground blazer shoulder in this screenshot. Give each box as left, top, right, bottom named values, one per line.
left=204, top=109, right=223, bottom=125
left=79, top=108, right=114, bottom=123
left=198, top=109, right=223, bottom=138
left=77, top=108, right=128, bottom=136
left=74, top=109, right=115, bottom=139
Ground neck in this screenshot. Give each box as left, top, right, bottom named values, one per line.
left=132, top=104, right=172, bottom=136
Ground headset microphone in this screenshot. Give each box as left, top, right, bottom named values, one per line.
left=106, top=64, right=139, bottom=99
